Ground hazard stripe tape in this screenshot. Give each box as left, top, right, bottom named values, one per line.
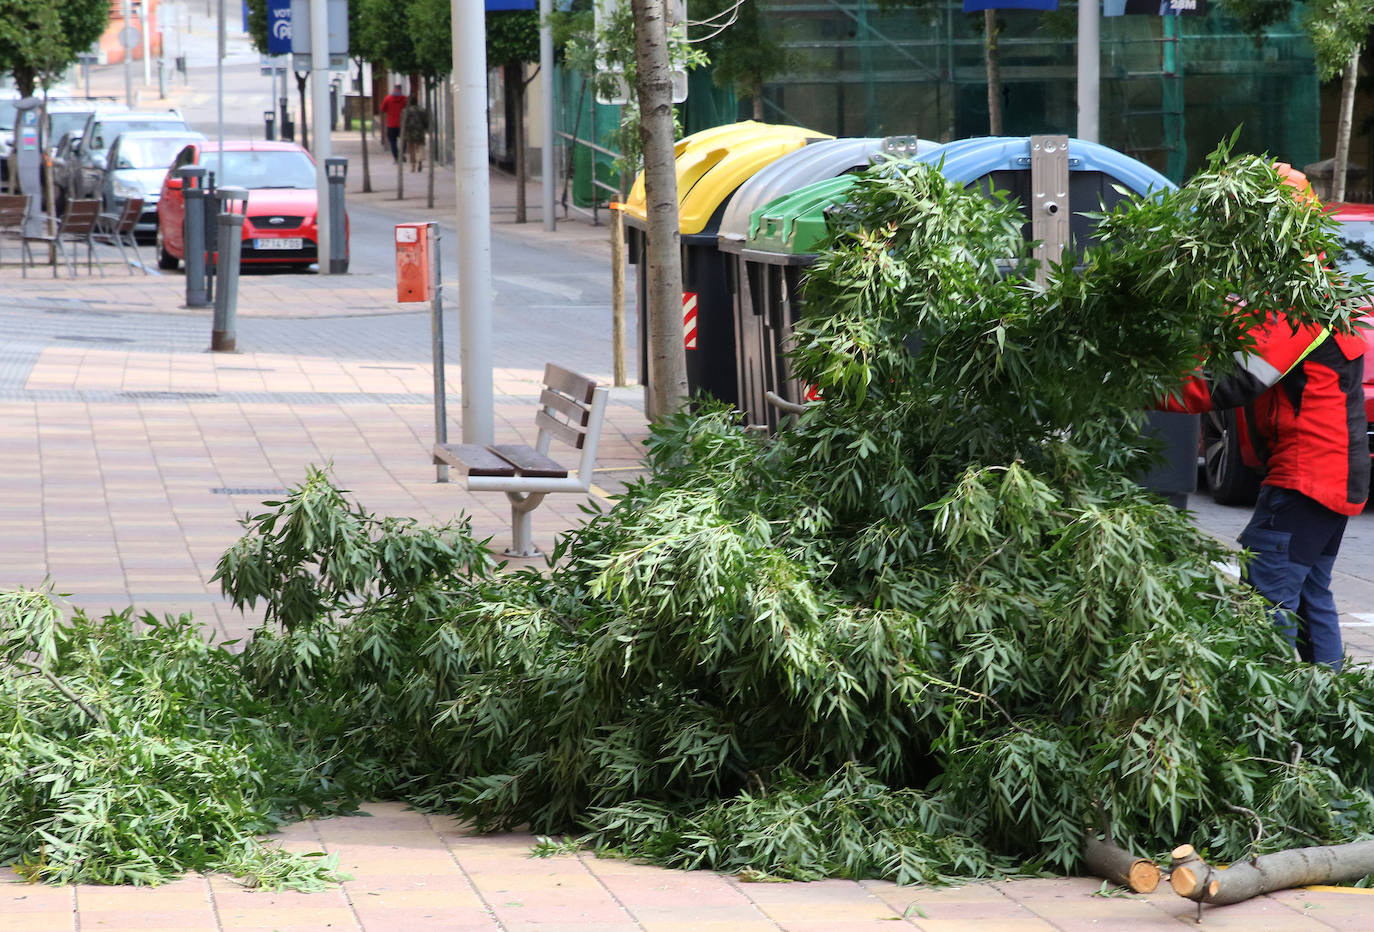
left=683, top=292, right=698, bottom=350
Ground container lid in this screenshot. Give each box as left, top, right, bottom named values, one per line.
left=741, top=136, right=1176, bottom=262
left=621, top=121, right=830, bottom=234
left=912, top=135, right=1174, bottom=196
left=716, top=138, right=882, bottom=252
left=744, top=175, right=863, bottom=258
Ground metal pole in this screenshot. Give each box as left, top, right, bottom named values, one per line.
left=122, top=0, right=135, bottom=106
left=430, top=223, right=449, bottom=483
left=452, top=0, right=494, bottom=444
left=326, top=157, right=347, bottom=272
left=1077, top=0, right=1100, bottom=142
left=211, top=187, right=247, bottom=351
left=311, top=0, right=332, bottom=274
left=611, top=204, right=626, bottom=386
left=182, top=167, right=209, bottom=307
left=540, top=0, right=555, bottom=232
left=216, top=0, right=225, bottom=157
left=142, top=0, right=153, bottom=86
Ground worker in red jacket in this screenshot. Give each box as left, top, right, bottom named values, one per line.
left=1164, top=317, right=1369, bottom=670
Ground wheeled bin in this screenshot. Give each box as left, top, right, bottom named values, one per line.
left=621, top=121, right=830, bottom=415
left=716, top=136, right=941, bottom=430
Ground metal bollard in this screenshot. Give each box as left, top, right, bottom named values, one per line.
left=329, top=79, right=340, bottom=132
left=325, top=157, right=348, bottom=273
left=279, top=97, right=293, bottom=142
left=203, top=172, right=219, bottom=305
left=182, top=167, right=209, bottom=307
left=211, top=187, right=249, bottom=352
left=264, top=110, right=276, bottom=141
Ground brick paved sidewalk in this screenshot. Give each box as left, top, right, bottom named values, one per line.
left=2, top=56, right=1371, bottom=932
left=4, top=803, right=1371, bottom=931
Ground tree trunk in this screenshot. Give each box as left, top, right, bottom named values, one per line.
left=426, top=79, right=435, bottom=209
left=631, top=0, right=689, bottom=417
left=1332, top=46, right=1360, bottom=203
left=751, top=78, right=764, bottom=121
left=1169, top=841, right=1374, bottom=908
left=984, top=10, right=1003, bottom=136
left=1083, top=835, right=1161, bottom=894
left=357, top=59, right=372, bottom=194
left=295, top=72, right=310, bottom=151
left=513, top=66, right=527, bottom=224
left=396, top=127, right=405, bottom=200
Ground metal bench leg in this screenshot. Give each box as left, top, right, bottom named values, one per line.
left=505, top=491, right=548, bottom=558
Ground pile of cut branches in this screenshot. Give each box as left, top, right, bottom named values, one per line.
left=5, top=145, right=1374, bottom=891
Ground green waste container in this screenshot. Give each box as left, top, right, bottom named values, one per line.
left=622, top=121, right=830, bottom=415
left=717, top=137, right=939, bottom=430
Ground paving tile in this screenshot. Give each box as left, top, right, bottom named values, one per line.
left=215, top=905, right=359, bottom=930
left=0, top=911, right=73, bottom=932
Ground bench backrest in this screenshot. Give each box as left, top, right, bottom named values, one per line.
left=0, top=194, right=29, bottom=228
left=59, top=200, right=102, bottom=237
left=535, top=363, right=609, bottom=482
left=112, top=197, right=144, bottom=233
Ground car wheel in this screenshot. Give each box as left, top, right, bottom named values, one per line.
left=1202, top=409, right=1262, bottom=506
left=156, top=229, right=179, bottom=270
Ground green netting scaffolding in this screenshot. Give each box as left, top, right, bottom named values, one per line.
left=754, top=0, right=1318, bottom=184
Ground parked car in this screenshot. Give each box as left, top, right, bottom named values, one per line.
left=69, top=109, right=189, bottom=204
left=41, top=97, right=122, bottom=159
left=156, top=139, right=347, bottom=272
left=1201, top=201, right=1374, bottom=505
left=100, top=130, right=206, bottom=242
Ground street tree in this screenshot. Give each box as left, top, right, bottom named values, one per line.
left=485, top=10, right=541, bottom=223
left=357, top=0, right=421, bottom=198
left=0, top=0, right=108, bottom=98
left=1219, top=0, right=1374, bottom=200
left=691, top=0, right=789, bottom=121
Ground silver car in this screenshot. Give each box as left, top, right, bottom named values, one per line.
left=101, top=130, right=206, bottom=241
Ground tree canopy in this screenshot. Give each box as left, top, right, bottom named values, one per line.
left=0, top=0, right=108, bottom=96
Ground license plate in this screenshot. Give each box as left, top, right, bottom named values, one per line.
left=254, top=237, right=303, bottom=250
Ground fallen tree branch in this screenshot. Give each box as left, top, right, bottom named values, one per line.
left=1169, top=841, right=1374, bottom=907
left=1083, top=834, right=1161, bottom=893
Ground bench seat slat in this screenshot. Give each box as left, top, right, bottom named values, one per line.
left=433, top=443, right=517, bottom=476
left=488, top=444, right=569, bottom=478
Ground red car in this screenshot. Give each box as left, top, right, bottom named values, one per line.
left=1202, top=201, right=1374, bottom=504
left=155, top=140, right=347, bottom=272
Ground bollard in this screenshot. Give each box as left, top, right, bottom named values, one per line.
left=182, top=167, right=209, bottom=307
left=211, top=187, right=249, bottom=352
left=279, top=97, right=293, bottom=142
left=329, top=79, right=340, bottom=132
left=264, top=110, right=276, bottom=141
left=325, top=157, right=348, bottom=274
left=203, top=172, right=220, bottom=305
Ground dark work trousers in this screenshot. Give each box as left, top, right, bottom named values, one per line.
left=386, top=126, right=400, bottom=162
left=1238, top=484, right=1348, bottom=671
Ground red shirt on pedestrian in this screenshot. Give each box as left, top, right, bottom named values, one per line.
left=379, top=91, right=407, bottom=129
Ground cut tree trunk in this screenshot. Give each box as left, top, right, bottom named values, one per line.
left=1083, top=835, right=1161, bottom=893
left=1169, top=841, right=1374, bottom=907
left=631, top=0, right=688, bottom=417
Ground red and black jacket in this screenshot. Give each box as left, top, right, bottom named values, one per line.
left=1165, top=317, right=1369, bottom=516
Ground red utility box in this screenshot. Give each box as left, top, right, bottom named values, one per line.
left=395, top=222, right=437, bottom=302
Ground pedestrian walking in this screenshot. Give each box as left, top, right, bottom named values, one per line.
left=402, top=95, right=430, bottom=173
left=378, top=84, right=407, bottom=163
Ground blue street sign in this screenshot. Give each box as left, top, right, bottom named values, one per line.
left=485, top=0, right=536, bottom=9
left=267, top=0, right=292, bottom=55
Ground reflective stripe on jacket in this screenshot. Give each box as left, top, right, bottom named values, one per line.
left=1165, top=317, right=1369, bottom=515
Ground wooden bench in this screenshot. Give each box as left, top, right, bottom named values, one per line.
left=433, top=364, right=610, bottom=557
left=94, top=197, right=146, bottom=275
left=21, top=199, right=102, bottom=278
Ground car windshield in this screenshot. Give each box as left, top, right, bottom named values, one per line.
left=0, top=100, right=16, bottom=132
left=199, top=149, right=316, bottom=189
left=93, top=118, right=188, bottom=150
left=47, top=111, right=91, bottom=143
left=117, top=137, right=192, bottom=170
left=1335, top=221, right=1374, bottom=280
